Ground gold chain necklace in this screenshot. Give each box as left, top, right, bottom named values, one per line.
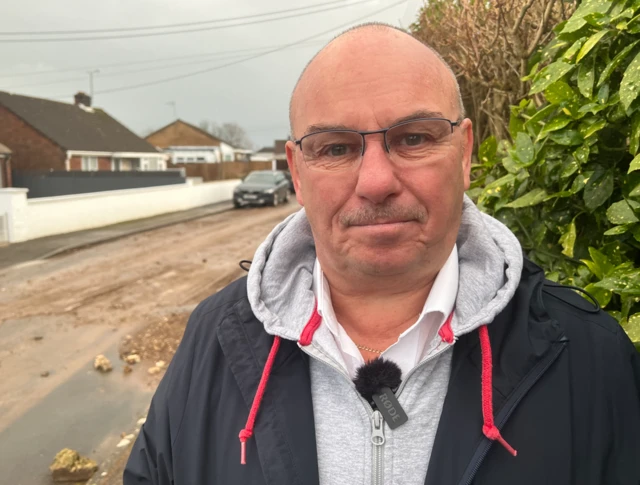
left=354, top=312, right=421, bottom=355
left=355, top=344, right=384, bottom=354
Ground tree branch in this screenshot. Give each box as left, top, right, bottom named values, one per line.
left=511, top=0, right=537, bottom=34
left=526, top=0, right=557, bottom=57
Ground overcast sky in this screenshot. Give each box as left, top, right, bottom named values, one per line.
left=0, top=0, right=422, bottom=149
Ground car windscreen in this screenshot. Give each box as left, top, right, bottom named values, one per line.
left=244, top=173, right=276, bottom=184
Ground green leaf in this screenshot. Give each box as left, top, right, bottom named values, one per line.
left=630, top=181, right=640, bottom=196
left=584, top=168, right=614, bottom=210
left=530, top=61, right=575, bottom=95
left=525, top=104, right=557, bottom=129
left=589, top=246, right=615, bottom=278
left=578, top=56, right=596, bottom=98
left=597, top=83, right=610, bottom=104
left=598, top=40, right=640, bottom=87
left=545, top=81, right=579, bottom=104
left=604, top=225, right=632, bottom=235
left=607, top=200, right=640, bottom=224
left=514, top=132, right=535, bottom=165
left=478, top=136, right=497, bottom=164
left=550, top=129, right=584, bottom=146
left=540, top=116, right=572, bottom=135
left=574, top=144, right=590, bottom=164
left=629, top=153, right=640, bottom=173
left=562, top=159, right=580, bottom=178
left=584, top=283, right=613, bottom=308
left=560, top=220, right=577, bottom=257
left=483, top=174, right=516, bottom=191
left=620, top=51, right=640, bottom=110
left=612, top=7, right=635, bottom=22
left=623, top=313, right=640, bottom=343
left=505, top=188, right=548, bottom=208
left=562, top=0, right=613, bottom=33
left=502, top=155, right=520, bottom=174
left=581, top=118, right=607, bottom=138
left=571, top=172, right=590, bottom=193
left=563, top=38, right=587, bottom=61
left=577, top=30, right=610, bottom=62
left=630, top=112, right=640, bottom=155
left=635, top=225, right=640, bottom=242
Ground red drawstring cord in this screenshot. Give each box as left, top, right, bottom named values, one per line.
left=298, top=301, right=321, bottom=346
left=478, top=325, right=517, bottom=457
left=238, top=335, right=281, bottom=465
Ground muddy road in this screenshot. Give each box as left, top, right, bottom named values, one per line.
left=0, top=203, right=299, bottom=485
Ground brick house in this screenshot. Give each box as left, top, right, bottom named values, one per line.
left=0, top=91, right=166, bottom=173
left=146, top=119, right=251, bottom=163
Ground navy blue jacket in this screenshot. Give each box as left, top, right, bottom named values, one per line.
left=124, top=259, right=640, bottom=484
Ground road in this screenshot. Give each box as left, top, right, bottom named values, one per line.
left=0, top=202, right=300, bottom=485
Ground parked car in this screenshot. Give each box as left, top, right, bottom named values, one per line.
left=233, top=170, right=290, bottom=208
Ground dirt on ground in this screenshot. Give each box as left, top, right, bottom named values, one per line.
left=0, top=203, right=300, bottom=485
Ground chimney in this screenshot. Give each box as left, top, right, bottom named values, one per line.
left=74, top=92, right=92, bottom=107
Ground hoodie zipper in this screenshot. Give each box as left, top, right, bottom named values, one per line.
left=371, top=410, right=385, bottom=485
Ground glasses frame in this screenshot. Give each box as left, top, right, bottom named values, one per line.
left=293, top=117, right=463, bottom=163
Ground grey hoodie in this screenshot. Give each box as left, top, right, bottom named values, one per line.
left=247, top=195, right=523, bottom=485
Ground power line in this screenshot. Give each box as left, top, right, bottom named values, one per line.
left=0, top=41, right=326, bottom=90
left=0, top=40, right=328, bottom=79
left=0, top=0, right=346, bottom=35
left=46, top=0, right=407, bottom=97
left=0, top=0, right=377, bottom=43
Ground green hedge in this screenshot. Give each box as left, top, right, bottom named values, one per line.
left=470, top=0, right=640, bottom=347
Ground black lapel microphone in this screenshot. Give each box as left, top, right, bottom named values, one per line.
left=353, top=358, right=408, bottom=429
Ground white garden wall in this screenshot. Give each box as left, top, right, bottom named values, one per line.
left=0, top=179, right=239, bottom=243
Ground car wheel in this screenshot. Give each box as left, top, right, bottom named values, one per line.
left=272, top=193, right=279, bottom=207
left=233, top=201, right=241, bottom=209
left=284, top=190, right=290, bottom=203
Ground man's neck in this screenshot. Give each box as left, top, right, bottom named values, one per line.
left=322, top=267, right=438, bottom=350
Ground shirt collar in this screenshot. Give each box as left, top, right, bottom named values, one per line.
left=313, top=245, right=458, bottom=336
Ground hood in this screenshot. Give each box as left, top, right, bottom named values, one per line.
left=247, top=195, right=523, bottom=342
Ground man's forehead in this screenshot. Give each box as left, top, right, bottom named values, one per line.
left=290, top=27, right=458, bottom=135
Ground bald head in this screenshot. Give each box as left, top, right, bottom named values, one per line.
left=289, top=23, right=465, bottom=138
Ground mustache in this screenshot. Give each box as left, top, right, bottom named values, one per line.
left=339, top=204, right=426, bottom=226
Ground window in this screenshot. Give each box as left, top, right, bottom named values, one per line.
left=196, top=157, right=205, bottom=161
left=81, top=156, right=98, bottom=171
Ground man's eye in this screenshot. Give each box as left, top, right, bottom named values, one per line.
left=325, top=145, right=349, bottom=156
left=403, top=134, right=427, bottom=146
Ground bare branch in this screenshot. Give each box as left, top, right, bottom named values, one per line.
left=511, top=0, right=538, bottom=34
left=526, top=0, right=557, bottom=57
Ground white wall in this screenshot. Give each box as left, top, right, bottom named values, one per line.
left=219, top=142, right=235, bottom=162
left=0, top=180, right=239, bottom=243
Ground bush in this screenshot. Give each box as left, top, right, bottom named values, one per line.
left=470, top=0, right=640, bottom=346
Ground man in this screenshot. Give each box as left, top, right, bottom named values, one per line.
left=124, top=24, right=640, bottom=485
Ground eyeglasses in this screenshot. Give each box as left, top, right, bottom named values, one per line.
left=294, top=118, right=462, bottom=172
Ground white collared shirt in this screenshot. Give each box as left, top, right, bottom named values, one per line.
left=312, top=245, right=459, bottom=379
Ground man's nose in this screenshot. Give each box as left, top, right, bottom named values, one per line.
left=354, top=135, right=402, bottom=204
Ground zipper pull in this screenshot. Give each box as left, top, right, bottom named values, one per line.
left=371, top=410, right=385, bottom=446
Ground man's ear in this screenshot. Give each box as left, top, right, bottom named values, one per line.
left=460, top=118, right=473, bottom=190
left=286, top=140, right=304, bottom=206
